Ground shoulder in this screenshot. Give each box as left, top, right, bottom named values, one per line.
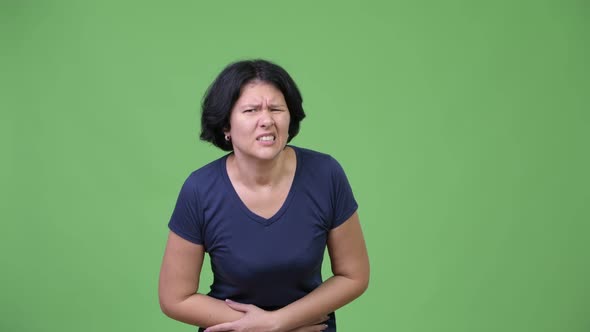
left=180, top=155, right=226, bottom=192
left=291, top=146, right=358, bottom=227
left=291, top=145, right=349, bottom=187
left=291, top=145, right=340, bottom=170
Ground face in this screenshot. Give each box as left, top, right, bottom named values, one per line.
left=225, top=81, right=291, bottom=161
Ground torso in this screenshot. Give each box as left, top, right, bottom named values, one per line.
left=168, top=146, right=357, bottom=332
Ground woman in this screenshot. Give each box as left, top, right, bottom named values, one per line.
left=159, top=59, right=369, bottom=332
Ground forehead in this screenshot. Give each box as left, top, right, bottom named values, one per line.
left=235, top=81, right=286, bottom=104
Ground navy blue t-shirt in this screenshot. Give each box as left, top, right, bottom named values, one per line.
left=168, top=146, right=358, bottom=331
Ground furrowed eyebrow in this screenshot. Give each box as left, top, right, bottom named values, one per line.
left=241, top=104, right=261, bottom=109
left=239, top=103, right=286, bottom=109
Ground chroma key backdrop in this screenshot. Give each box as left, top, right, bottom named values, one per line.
left=2, top=1, right=588, bottom=332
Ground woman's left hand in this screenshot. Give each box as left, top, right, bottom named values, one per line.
left=203, top=299, right=281, bottom=332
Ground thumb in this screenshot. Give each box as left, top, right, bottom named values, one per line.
left=224, top=299, right=252, bottom=312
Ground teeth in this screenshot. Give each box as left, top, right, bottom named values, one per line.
left=258, top=135, right=275, bottom=141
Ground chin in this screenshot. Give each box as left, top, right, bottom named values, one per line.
left=254, top=149, right=282, bottom=160
left=233, top=141, right=287, bottom=160
left=252, top=144, right=286, bottom=160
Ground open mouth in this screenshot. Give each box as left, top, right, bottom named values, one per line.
left=256, top=135, right=276, bottom=142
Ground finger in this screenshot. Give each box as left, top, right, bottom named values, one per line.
left=224, top=299, right=252, bottom=312
left=311, top=315, right=330, bottom=325
left=203, top=322, right=234, bottom=332
left=313, top=324, right=329, bottom=332
left=298, top=324, right=329, bottom=332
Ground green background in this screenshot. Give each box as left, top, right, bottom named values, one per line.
left=2, top=1, right=589, bottom=331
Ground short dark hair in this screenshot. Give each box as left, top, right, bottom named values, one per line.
left=200, top=59, right=306, bottom=151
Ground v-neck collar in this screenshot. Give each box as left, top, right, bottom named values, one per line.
left=220, top=145, right=300, bottom=226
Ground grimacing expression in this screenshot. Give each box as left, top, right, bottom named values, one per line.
left=224, top=81, right=291, bottom=161
left=224, top=81, right=291, bottom=159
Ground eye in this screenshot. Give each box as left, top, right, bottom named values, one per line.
left=243, top=109, right=256, bottom=113
left=271, top=108, right=285, bottom=112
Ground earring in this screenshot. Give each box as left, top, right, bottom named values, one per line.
left=224, top=135, right=231, bottom=141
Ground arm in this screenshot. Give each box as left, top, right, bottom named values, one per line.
left=158, top=231, right=244, bottom=327
left=205, top=212, right=369, bottom=332
left=273, top=211, right=370, bottom=330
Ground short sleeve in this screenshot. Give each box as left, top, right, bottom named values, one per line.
left=329, top=156, right=358, bottom=229
left=167, top=175, right=204, bottom=245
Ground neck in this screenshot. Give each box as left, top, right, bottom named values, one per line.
left=229, top=147, right=291, bottom=188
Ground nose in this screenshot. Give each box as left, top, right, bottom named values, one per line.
left=259, top=108, right=275, bottom=128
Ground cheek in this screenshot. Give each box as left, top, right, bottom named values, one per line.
left=281, top=114, right=291, bottom=131
left=229, top=118, right=252, bottom=135
left=284, top=120, right=291, bottom=134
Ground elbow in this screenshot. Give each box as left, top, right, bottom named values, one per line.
left=361, top=260, right=371, bottom=294
left=159, top=298, right=174, bottom=318
left=335, top=265, right=370, bottom=298
left=355, top=265, right=370, bottom=297
left=341, top=275, right=369, bottom=302
left=361, top=276, right=370, bottom=295
left=339, top=271, right=370, bottom=299
left=356, top=273, right=370, bottom=297
left=159, top=294, right=180, bottom=319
